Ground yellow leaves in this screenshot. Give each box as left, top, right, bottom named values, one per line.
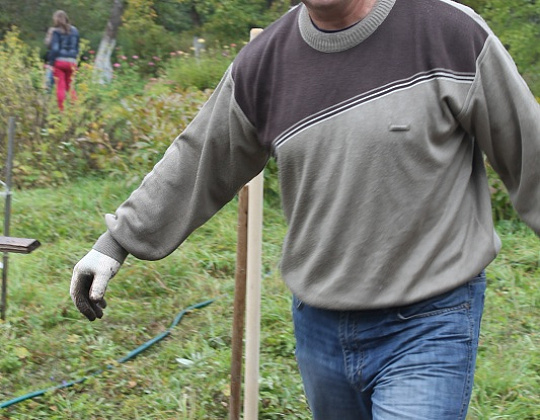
left=123, top=0, right=158, bottom=27
left=14, top=346, right=31, bottom=359
left=77, top=81, right=90, bottom=95
left=221, top=382, right=231, bottom=397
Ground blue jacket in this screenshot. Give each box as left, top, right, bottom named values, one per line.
left=49, top=26, right=79, bottom=64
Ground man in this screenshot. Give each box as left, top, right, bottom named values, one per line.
left=71, top=0, right=540, bottom=418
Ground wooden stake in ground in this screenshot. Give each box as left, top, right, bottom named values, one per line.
left=230, top=186, right=249, bottom=420
left=243, top=27, right=264, bottom=418
left=244, top=169, right=264, bottom=420
left=229, top=27, right=264, bottom=420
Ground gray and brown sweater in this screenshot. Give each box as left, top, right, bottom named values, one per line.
left=95, top=0, right=540, bottom=310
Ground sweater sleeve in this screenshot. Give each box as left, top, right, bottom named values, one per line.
left=93, top=66, right=269, bottom=262
left=458, top=35, right=540, bottom=236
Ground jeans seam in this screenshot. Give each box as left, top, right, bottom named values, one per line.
left=458, top=282, right=475, bottom=419
left=340, top=312, right=363, bottom=390
left=339, top=312, right=351, bottom=383
left=352, top=315, right=364, bottom=392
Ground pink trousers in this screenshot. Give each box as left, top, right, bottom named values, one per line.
left=53, top=60, right=77, bottom=111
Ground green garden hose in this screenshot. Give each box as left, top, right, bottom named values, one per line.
left=0, top=299, right=214, bottom=409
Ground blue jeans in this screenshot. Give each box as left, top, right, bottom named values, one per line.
left=293, top=273, right=486, bottom=420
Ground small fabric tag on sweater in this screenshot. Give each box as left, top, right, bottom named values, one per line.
left=389, top=124, right=411, bottom=132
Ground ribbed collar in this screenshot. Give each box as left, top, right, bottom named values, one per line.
left=298, top=0, right=396, bottom=53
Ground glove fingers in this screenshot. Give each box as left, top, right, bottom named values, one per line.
left=96, top=298, right=107, bottom=309
left=83, top=297, right=106, bottom=320
left=91, top=300, right=104, bottom=319
left=87, top=278, right=109, bottom=319
left=92, top=297, right=107, bottom=319
left=71, top=249, right=119, bottom=321
left=89, top=274, right=111, bottom=301
left=73, top=293, right=98, bottom=321
left=71, top=273, right=98, bottom=321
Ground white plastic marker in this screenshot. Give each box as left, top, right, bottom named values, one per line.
left=243, top=27, right=264, bottom=420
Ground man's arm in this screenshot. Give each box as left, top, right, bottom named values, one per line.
left=458, top=34, right=540, bottom=235
left=98, top=66, right=268, bottom=260
left=71, top=66, right=269, bottom=319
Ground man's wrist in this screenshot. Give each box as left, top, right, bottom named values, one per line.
left=93, top=231, right=129, bottom=264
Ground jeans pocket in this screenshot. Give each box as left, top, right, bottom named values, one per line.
left=397, top=301, right=470, bottom=321
left=397, top=282, right=472, bottom=321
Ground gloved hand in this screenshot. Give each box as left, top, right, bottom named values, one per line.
left=70, top=249, right=122, bottom=321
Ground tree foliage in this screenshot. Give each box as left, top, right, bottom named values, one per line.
left=118, top=0, right=179, bottom=61
left=201, top=0, right=289, bottom=42
left=480, top=0, right=540, bottom=93
left=459, top=0, right=540, bottom=94
left=0, top=0, right=111, bottom=51
left=1, top=0, right=538, bottom=94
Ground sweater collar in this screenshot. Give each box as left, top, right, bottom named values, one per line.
left=298, top=0, right=396, bottom=53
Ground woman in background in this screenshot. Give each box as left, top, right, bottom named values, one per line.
left=47, top=10, right=79, bottom=111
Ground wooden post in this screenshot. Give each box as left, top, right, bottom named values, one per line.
left=1, top=117, right=15, bottom=320
left=229, top=27, right=264, bottom=420
left=230, top=186, right=249, bottom=420
left=243, top=168, right=264, bottom=420
left=243, top=28, right=265, bottom=420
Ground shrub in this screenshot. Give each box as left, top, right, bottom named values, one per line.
left=116, top=0, right=181, bottom=77
left=160, top=45, right=237, bottom=91
left=0, top=30, right=137, bottom=187
left=0, top=27, right=48, bottom=162
left=105, top=87, right=210, bottom=174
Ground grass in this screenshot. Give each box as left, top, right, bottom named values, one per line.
left=0, top=175, right=538, bottom=419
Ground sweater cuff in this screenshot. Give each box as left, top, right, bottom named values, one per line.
left=93, top=231, right=129, bottom=264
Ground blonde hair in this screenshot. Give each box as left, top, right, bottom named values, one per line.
left=53, top=10, right=71, bottom=34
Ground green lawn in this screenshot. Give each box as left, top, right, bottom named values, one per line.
left=0, top=176, right=538, bottom=419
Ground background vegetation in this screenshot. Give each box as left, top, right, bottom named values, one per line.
left=0, top=0, right=538, bottom=418
left=0, top=178, right=538, bottom=419
left=0, top=0, right=293, bottom=60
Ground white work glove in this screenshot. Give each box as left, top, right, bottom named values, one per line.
left=70, top=249, right=122, bottom=321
